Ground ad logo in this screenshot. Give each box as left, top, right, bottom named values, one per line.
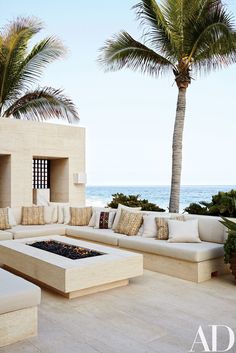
left=190, top=325, right=235, bottom=352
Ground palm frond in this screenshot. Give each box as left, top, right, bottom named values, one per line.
left=3, top=87, right=79, bottom=123
left=23, top=37, right=65, bottom=80
left=133, top=0, right=178, bottom=60
left=191, top=3, right=234, bottom=51
left=2, top=16, right=42, bottom=42
left=99, top=31, right=173, bottom=76
left=160, top=0, right=186, bottom=55
left=6, top=37, right=65, bottom=100
left=192, top=41, right=236, bottom=75
left=220, top=217, right=236, bottom=231
left=0, top=17, right=44, bottom=105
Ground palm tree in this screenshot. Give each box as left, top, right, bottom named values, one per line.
left=0, top=17, right=79, bottom=122
left=99, top=0, right=236, bottom=213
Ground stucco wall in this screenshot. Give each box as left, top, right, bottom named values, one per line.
left=0, top=119, right=85, bottom=207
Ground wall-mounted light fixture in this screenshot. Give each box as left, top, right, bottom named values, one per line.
left=73, top=172, right=87, bottom=184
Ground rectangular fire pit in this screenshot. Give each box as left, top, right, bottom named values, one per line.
left=28, top=240, right=103, bottom=260
left=0, top=236, right=143, bottom=299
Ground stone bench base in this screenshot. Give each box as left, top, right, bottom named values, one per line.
left=0, top=306, right=37, bottom=348
left=143, top=253, right=230, bottom=282
left=119, top=248, right=230, bottom=282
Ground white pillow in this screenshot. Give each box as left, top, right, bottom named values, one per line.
left=167, top=219, right=201, bottom=243
left=112, top=204, right=141, bottom=230
left=63, top=206, right=70, bottom=225
left=141, top=215, right=158, bottom=238
left=44, top=206, right=56, bottom=224
left=94, top=211, right=116, bottom=229
left=7, top=207, right=17, bottom=227
left=137, top=224, right=144, bottom=236
left=48, top=202, right=69, bottom=224
left=10, top=207, right=22, bottom=225
left=88, top=207, right=112, bottom=227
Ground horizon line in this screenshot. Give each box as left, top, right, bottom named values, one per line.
left=86, top=184, right=236, bottom=187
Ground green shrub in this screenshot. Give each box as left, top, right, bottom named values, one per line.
left=184, top=190, right=236, bottom=217
left=184, top=202, right=208, bottom=215
left=220, top=217, right=236, bottom=263
left=107, top=193, right=165, bottom=212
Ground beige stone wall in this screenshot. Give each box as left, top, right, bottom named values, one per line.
left=0, top=119, right=86, bottom=207
left=0, top=155, right=11, bottom=207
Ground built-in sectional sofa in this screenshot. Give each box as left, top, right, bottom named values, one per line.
left=0, top=206, right=229, bottom=283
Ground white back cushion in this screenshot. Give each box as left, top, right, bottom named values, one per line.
left=11, top=207, right=22, bottom=225
left=44, top=206, right=57, bottom=224
left=7, top=207, right=17, bottom=227
left=48, top=202, right=69, bottom=224
left=185, top=214, right=225, bottom=244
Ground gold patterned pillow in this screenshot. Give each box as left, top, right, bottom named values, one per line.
left=22, top=206, right=45, bottom=225
left=155, top=215, right=185, bottom=240
left=70, top=207, right=92, bottom=226
left=114, top=210, right=143, bottom=236
left=155, top=217, right=169, bottom=240
left=0, top=208, right=10, bottom=230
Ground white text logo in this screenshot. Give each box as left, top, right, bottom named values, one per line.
left=190, top=325, right=235, bottom=352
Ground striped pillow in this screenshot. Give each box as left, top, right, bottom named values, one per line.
left=155, top=217, right=169, bottom=240
left=94, top=211, right=116, bottom=229
left=0, top=208, right=10, bottom=230
left=114, top=210, right=143, bottom=236
left=70, top=207, right=92, bottom=226
left=22, top=206, right=45, bottom=225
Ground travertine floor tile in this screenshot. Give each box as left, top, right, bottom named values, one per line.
left=1, top=271, right=235, bottom=353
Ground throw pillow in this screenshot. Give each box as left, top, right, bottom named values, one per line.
left=0, top=208, right=10, bottom=230
left=7, top=207, right=17, bottom=227
left=137, top=224, right=144, bottom=236
left=141, top=214, right=158, bottom=238
left=70, top=207, right=92, bottom=226
left=63, top=205, right=86, bottom=225
left=48, top=202, right=69, bottom=223
left=112, top=204, right=141, bottom=230
left=155, top=214, right=185, bottom=240
left=63, top=206, right=71, bottom=224
left=88, top=207, right=114, bottom=227
left=114, top=209, right=143, bottom=236
left=155, top=217, right=170, bottom=240
left=167, top=219, right=201, bottom=243
left=44, top=206, right=57, bottom=224
left=21, top=206, right=45, bottom=225
left=94, top=211, right=116, bottom=229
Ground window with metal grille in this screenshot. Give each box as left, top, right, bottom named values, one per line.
left=32, top=159, right=50, bottom=189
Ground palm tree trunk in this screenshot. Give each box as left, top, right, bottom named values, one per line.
left=169, top=87, right=187, bottom=213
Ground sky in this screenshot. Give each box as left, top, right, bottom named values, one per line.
left=1, top=0, right=236, bottom=186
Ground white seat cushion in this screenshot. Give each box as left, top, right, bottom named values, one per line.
left=119, top=236, right=224, bottom=262
left=0, top=268, right=41, bottom=314
left=66, top=226, right=126, bottom=246
left=0, top=230, right=13, bottom=240
left=9, top=224, right=66, bottom=239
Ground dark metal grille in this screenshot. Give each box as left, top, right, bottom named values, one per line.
left=32, top=159, right=50, bottom=189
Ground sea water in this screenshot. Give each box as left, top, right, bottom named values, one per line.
left=86, top=185, right=236, bottom=212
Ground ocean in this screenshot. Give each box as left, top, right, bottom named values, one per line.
left=86, top=185, right=236, bottom=212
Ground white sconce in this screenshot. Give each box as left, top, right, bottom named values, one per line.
left=73, top=172, right=87, bottom=184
